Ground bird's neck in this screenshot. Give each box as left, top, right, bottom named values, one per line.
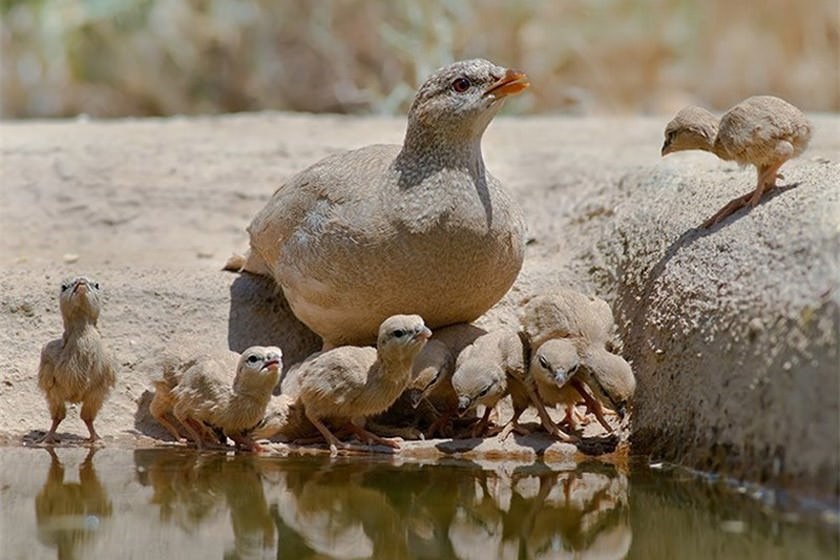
left=398, top=120, right=486, bottom=178
left=63, top=317, right=99, bottom=339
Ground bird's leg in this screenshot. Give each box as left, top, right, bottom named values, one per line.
left=343, top=422, right=401, bottom=450
left=80, top=397, right=106, bottom=443
left=524, top=382, right=568, bottom=440
left=561, top=404, right=579, bottom=432
left=749, top=162, right=784, bottom=207
left=498, top=407, right=531, bottom=441
left=230, top=432, right=262, bottom=453
left=469, top=407, right=495, bottom=438
left=426, top=406, right=456, bottom=438
left=40, top=400, right=67, bottom=444
left=702, top=191, right=754, bottom=228
left=150, top=396, right=185, bottom=442
left=304, top=409, right=346, bottom=456
left=571, top=378, right=613, bottom=433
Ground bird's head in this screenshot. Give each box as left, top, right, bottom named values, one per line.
left=59, top=276, right=102, bottom=325
left=451, top=356, right=505, bottom=416
left=233, top=346, right=283, bottom=394
left=661, top=105, right=719, bottom=156
left=405, top=59, right=529, bottom=146
left=377, top=314, right=432, bottom=364
left=408, top=340, right=453, bottom=408
left=579, top=348, right=635, bottom=419
left=530, top=338, right=580, bottom=387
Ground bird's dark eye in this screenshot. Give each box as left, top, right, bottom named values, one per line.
left=247, top=355, right=260, bottom=364
left=61, top=283, right=69, bottom=292
left=451, top=77, right=471, bottom=93
left=478, top=384, right=492, bottom=397
left=392, top=329, right=406, bottom=338
left=538, top=355, right=550, bottom=370
left=93, top=282, right=100, bottom=290
left=568, top=363, right=579, bottom=376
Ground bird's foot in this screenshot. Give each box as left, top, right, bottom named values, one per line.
left=546, top=424, right=577, bottom=443
left=38, top=432, right=59, bottom=445
left=344, top=423, right=402, bottom=450
left=498, top=421, right=531, bottom=441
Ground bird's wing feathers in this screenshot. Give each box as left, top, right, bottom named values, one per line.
left=247, top=145, right=399, bottom=271
left=37, top=339, right=62, bottom=393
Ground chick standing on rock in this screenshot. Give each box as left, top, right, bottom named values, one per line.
left=37, top=277, right=116, bottom=444
left=227, top=59, right=529, bottom=349
left=171, top=346, right=282, bottom=451
left=451, top=329, right=574, bottom=442
left=286, top=315, right=431, bottom=455
left=661, top=95, right=812, bottom=227
left=522, top=290, right=636, bottom=432
left=529, top=338, right=601, bottom=432
left=402, top=323, right=486, bottom=437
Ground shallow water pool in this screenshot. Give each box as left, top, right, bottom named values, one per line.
left=0, top=447, right=836, bottom=559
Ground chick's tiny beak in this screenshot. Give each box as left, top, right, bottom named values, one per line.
left=407, top=388, right=424, bottom=409
left=554, top=370, right=570, bottom=386
left=73, top=282, right=87, bottom=295
left=262, top=359, right=281, bottom=370
left=457, top=397, right=471, bottom=415
left=661, top=140, right=673, bottom=157
left=413, top=326, right=432, bottom=341
left=616, top=402, right=628, bottom=420
left=485, top=69, right=530, bottom=99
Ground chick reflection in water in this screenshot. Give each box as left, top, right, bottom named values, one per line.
left=270, top=462, right=408, bottom=559
left=518, top=466, right=631, bottom=559
left=35, top=448, right=113, bottom=560
left=133, top=450, right=275, bottom=559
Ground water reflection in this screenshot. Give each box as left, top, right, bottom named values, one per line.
left=9, top=449, right=834, bottom=559
left=34, top=448, right=113, bottom=560
left=131, top=450, right=629, bottom=559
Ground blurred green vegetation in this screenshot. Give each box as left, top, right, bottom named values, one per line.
left=1, top=0, right=837, bottom=118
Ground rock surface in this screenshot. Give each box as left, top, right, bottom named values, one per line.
left=0, top=113, right=837, bottom=496
left=592, top=151, right=840, bottom=499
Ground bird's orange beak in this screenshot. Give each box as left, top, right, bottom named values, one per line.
left=486, top=69, right=530, bottom=98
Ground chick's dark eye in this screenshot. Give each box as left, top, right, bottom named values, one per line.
left=538, top=355, right=550, bottom=370
left=93, top=282, right=100, bottom=290
left=392, top=329, right=405, bottom=338
left=478, top=384, right=492, bottom=397
left=451, top=77, right=471, bottom=93
left=247, top=355, right=260, bottom=364
left=61, top=284, right=69, bottom=291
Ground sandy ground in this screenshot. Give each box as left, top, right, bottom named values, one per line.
left=0, top=112, right=836, bottom=471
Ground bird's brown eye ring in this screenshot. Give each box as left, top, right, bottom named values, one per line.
left=451, top=77, right=471, bottom=93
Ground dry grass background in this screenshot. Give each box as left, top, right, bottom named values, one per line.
left=1, top=0, right=838, bottom=118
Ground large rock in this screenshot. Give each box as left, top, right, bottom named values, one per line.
left=594, top=154, right=840, bottom=498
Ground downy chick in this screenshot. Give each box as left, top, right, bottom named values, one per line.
left=290, top=315, right=431, bottom=455
left=37, top=277, right=116, bottom=443
left=171, top=346, right=282, bottom=451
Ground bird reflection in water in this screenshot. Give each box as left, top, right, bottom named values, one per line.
left=130, top=450, right=630, bottom=559
left=134, top=450, right=275, bottom=559
left=34, top=447, right=113, bottom=560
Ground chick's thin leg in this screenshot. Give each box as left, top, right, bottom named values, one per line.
left=469, top=407, right=495, bottom=438
left=41, top=399, right=67, bottom=444
left=344, top=422, right=401, bottom=450
left=524, top=383, right=573, bottom=442
left=149, top=395, right=184, bottom=442
left=702, top=191, right=754, bottom=228
left=80, top=395, right=106, bottom=442
left=498, top=407, right=531, bottom=441
left=749, top=161, right=784, bottom=207
left=304, top=408, right=346, bottom=456
left=571, top=378, right=613, bottom=433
